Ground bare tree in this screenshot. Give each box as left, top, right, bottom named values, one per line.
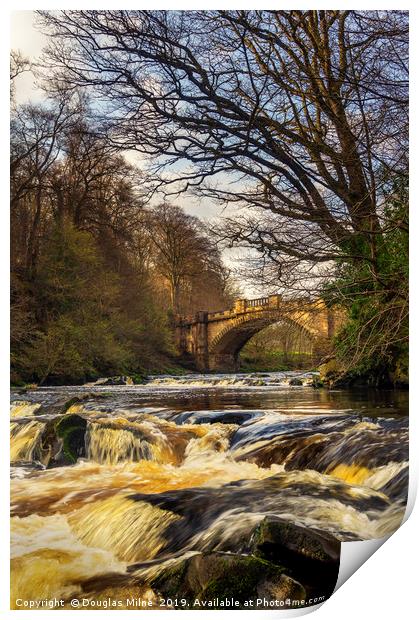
left=144, top=203, right=232, bottom=314
left=36, top=10, right=408, bottom=296
left=32, top=11, right=409, bottom=374
left=10, top=96, right=82, bottom=278
left=10, top=50, right=30, bottom=86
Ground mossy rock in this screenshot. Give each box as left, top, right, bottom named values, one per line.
left=318, top=359, right=344, bottom=385
left=150, top=557, right=190, bottom=599
left=289, top=378, right=303, bottom=386
left=201, top=555, right=287, bottom=603
left=250, top=518, right=340, bottom=600
left=252, top=517, right=340, bottom=565
left=54, top=414, right=87, bottom=464
left=151, top=552, right=305, bottom=609
left=131, top=374, right=147, bottom=385
left=309, top=375, right=324, bottom=388
left=389, top=354, right=409, bottom=387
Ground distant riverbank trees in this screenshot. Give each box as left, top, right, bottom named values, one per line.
left=10, top=88, right=236, bottom=384
left=240, top=323, right=313, bottom=372
left=144, top=203, right=238, bottom=316
left=35, top=10, right=408, bottom=382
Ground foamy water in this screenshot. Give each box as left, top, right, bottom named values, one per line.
left=10, top=372, right=408, bottom=608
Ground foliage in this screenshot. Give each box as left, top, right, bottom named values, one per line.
left=240, top=351, right=312, bottom=373
left=10, top=98, right=237, bottom=384
left=240, top=322, right=313, bottom=371
left=15, top=223, right=142, bottom=383
left=327, top=176, right=408, bottom=383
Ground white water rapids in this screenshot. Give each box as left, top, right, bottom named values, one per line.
left=10, top=371, right=408, bottom=609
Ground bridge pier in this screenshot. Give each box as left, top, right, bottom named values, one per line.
left=208, top=353, right=239, bottom=373
left=191, top=311, right=209, bottom=371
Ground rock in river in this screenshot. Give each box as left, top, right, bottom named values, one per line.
left=149, top=551, right=306, bottom=609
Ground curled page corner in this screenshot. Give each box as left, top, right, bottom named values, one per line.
left=334, top=471, right=416, bottom=594
left=403, top=475, right=417, bottom=524
left=335, top=536, right=389, bottom=592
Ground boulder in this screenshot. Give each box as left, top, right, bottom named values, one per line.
left=311, top=376, right=324, bottom=388
left=250, top=516, right=340, bottom=598
left=251, top=516, right=340, bottom=566
left=101, top=376, right=134, bottom=386
left=318, top=358, right=344, bottom=386
left=301, top=373, right=323, bottom=388
left=150, top=551, right=305, bottom=609
left=289, top=378, right=303, bottom=386
left=54, top=414, right=87, bottom=463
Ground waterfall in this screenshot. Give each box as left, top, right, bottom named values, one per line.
left=84, top=416, right=202, bottom=466
left=10, top=400, right=42, bottom=418
left=11, top=513, right=126, bottom=606
left=10, top=420, right=45, bottom=462
left=85, top=424, right=158, bottom=465
left=68, top=495, right=181, bottom=562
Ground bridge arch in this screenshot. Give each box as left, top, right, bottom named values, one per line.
left=174, top=295, right=340, bottom=372
left=208, top=311, right=315, bottom=371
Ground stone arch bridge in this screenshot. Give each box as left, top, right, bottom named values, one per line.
left=174, top=295, right=342, bottom=372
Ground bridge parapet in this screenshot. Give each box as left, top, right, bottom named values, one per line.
left=207, top=309, right=234, bottom=321
left=233, top=294, right=283, bottom=314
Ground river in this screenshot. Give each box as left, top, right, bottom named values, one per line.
left=10, top=371, right=408, bottom=610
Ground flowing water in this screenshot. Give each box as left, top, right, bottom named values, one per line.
left=10, top=371, right=408, bottom=609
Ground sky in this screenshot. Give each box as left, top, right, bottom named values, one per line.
left=10, top=10, right=259, bottom=297
left=11, top=11, right=45, bottom=104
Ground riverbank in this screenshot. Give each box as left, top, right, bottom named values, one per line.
left=318, top=355, right=409, bottom=389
